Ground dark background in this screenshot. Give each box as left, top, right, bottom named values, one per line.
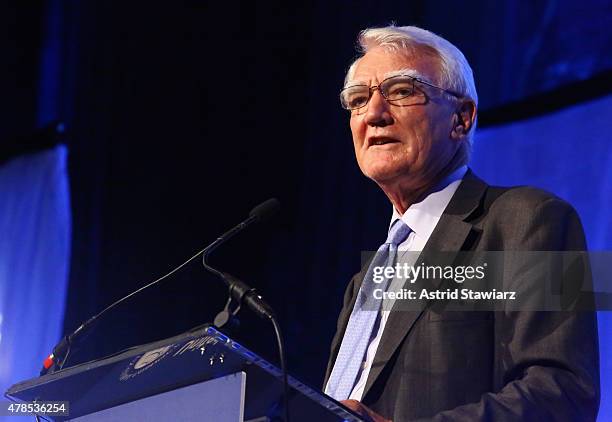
left=2, top=0, right=611, bottom=388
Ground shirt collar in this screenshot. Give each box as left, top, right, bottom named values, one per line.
left=390, top=166, right=468, bottom=242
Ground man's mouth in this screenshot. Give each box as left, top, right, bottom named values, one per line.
left=368, top=137, right=400, bottom=147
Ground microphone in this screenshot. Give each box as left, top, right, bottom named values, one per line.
left=40, top=198, right=280, bottom=376
left=250, top=197, right=280, bottom=222
left=41, top=317, right=94, bottom=375
left=202, top=198, right=280, bottom=258
left=202, top=198, right=280, bottom=320
left=202, top=198, right=289, bottom=422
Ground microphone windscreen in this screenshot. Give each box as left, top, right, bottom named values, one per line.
left=249, top=198, right=280, bottom=222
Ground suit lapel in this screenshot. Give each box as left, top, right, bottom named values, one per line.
left=361, top=169, right=488, bottom=398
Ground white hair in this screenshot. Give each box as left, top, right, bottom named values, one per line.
left=345, top=25, right=478, bottom=148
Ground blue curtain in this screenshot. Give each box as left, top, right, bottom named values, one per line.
left=471, top=94, right=612, bottom=421
left=0, top=146, right=71, bottom=400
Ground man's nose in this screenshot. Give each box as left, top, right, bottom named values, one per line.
left=364, top=89, right=393, bottom=127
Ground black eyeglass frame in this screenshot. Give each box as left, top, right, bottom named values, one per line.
left=339, top=74, right=464, bottom=111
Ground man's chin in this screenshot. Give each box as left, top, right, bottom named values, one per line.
left=364, top=167, right=409, bottom=186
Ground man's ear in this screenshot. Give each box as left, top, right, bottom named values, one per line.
left=450, top=100, right=476, bottom=140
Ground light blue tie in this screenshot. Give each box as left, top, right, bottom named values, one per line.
left=327, top=219, right=412, bottom=400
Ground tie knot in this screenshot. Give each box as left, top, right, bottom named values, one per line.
left=386, top=219, right=411, bottom=246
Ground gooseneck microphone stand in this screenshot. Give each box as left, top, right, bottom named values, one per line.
left=202, top=199, right=290, bottom=422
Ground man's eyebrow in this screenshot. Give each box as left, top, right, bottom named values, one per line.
left=345, top=68, right=431, bottom=88
left=383, top=68, right=428, bottom=81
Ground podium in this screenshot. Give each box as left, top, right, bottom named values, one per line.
left=6, top=325, right=363, bottom=421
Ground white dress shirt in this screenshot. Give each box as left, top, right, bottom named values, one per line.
left=325, top=166, right=467, bottom=401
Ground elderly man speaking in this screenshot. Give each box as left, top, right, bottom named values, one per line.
left=323, top=25, right=599, bottom=421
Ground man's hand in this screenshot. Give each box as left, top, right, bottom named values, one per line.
left=341, top=400, right=391, bottom=422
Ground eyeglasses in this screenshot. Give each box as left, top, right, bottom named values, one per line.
left=339, top=74, right=463, bottom=111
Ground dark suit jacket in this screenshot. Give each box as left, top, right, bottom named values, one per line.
left=324, top=170, right=600, bottom=421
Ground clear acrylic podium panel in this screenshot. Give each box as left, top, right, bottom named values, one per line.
left=73, top=372, right=245, bottom=422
